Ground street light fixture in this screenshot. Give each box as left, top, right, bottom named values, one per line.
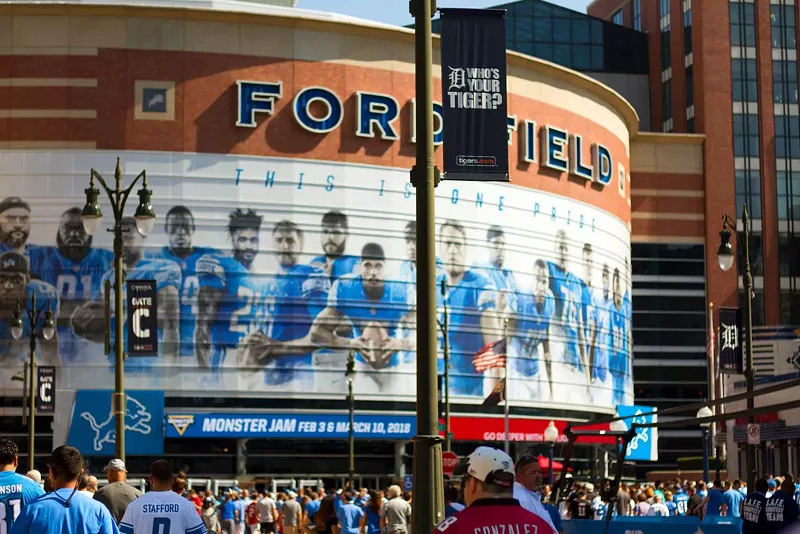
left=346, top=350, right=356, bottom=481
left=716, top=206, right=756, bottom=491
left=544, top=421, right=558, bottom=487
left=81, top=158, right=153, bottom=462
left=11, top=294, right=55, bottom=471
left=697, top=406, right=713, bottom=483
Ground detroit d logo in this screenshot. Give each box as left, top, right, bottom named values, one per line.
left=168, top=415, right=195, bottom=436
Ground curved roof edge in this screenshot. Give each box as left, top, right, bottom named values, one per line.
left=0, top=0, right=640, bottom=135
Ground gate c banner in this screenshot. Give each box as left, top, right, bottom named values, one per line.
left=127, top=279, right=158, bottom=356
left=440, top=8, right=509, bottom=182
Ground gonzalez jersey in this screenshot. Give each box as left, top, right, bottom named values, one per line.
left=432, top=499, right=553, bottom=534
left=436, top=270, right=496, bottom=396
left=0, top=470, right=46, bottom=534
left=513, top=291, right=555, bottom=377
left=196, top=253, right=261, bottom=369
left=592, top=292, right=612, bottom=383
left=258, top=263, right=329, bottom=384
left=0, top=280, right=60, bottom=363
left=99, top=258, right=181, bottom=368
left=148, top=246, right=218, bottom=357
left=310, top=254, right=359, bottom=281
left=547, top=262, right=584, bottom=371
left=120, top=490, right=206, bottom=534
left=327, top=274, right=410, bottom=367
left=474, top=262, right=518, bottom=314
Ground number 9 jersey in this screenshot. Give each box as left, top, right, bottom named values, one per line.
left=0, top=470, right=45, bottom=534
left=120, top=489, right=206, bottom=534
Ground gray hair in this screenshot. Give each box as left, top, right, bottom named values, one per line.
left=388, top=485, right=402, bottom=499
left=25, top=470, right=42, bottom=484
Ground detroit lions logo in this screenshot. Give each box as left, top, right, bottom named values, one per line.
left=81, top=395, right=153, bottom=452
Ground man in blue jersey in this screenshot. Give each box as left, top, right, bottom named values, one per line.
left=589, top=264, right=612, bottom=405
left=195, top=209, right=263, bottom=382
left=579, top=245, right=599, bottom=395
left=11, top=445, right=117, bottom=534
left=30, top=207, right=114, bottom=364
left=239, top=220, right=329, bottom=390
left=436, top=221, right=499, bottom=397
left=510, top=260, right=554, bottom=401
left=0, top=252, right=61, bottom=374
left=310, top=243, right=412, bottom=394
left=311, top=211, right=359, bottom=282
left=547, top=230, right=590, bottom=403
left=120, top=460, right=206, bottom=534
left=475, top=226, right=519, bottom=317
left=609, top=268, right=629, bottom=406
left=150, top=206, right=218, bottom=360
left=69, top=217, right=180, bottom=373
left=399, top=221, right=417, bottom=306
left=673, top=486, right=689, bottom=516
left=0, top=438, right=45, bottom=534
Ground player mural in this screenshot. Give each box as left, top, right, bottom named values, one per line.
left=0, top=151, right=633, bottom=410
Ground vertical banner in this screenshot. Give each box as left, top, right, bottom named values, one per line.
left=615, top=405, right=658, bottom=462
left=718, top=307, right=743, bottom=374
left=127, top=279, right=158, bottom=356
left=440, top=8, right=509, bottom=181
left=36, top=366, right=56, bottom=414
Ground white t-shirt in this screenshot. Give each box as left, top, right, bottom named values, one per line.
left=647, top=502, right=670, bottom=517
left=120, top=490, right=207, bottom=534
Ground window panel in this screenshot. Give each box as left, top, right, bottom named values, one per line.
left=533, top=16, right=553, bottom=41
left=572, top=45, right=591, bottom=70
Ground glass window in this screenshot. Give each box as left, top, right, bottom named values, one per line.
left=612, top=9, right=623, bottom=25
left=533, top=17, right=552, bottom=42
left=661, top=30, right=671, bottom=70
left=554, top=44, right=571, bottom=66
left=780, top=290, right=800, bottom=325
left=662, top=80, right=672, bottom=121
left=554, top=21, right=572, bottom=43
left=572, top=18, right=590, bottom=44
left=591, top=45, right=603, bottom=69
left=660, top=0, right=670, bottom=18
left=533, top=42, right=554, bottom=62
left=590, top=19, right=604, bottom=44
left=572, top=45, right=591, bottom=70
left=778, top=235, right=800, bottom=275
left=514, top=14, right=533, bottom=41
left=684, top=21, right=692, bottom=55
left=633, top=0, right=642, bottom=31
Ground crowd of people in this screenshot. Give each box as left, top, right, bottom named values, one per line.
left=2, top=436, right=800, bottom=534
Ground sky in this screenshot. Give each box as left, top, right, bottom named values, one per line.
left=295, top=0, right=593, bottom=26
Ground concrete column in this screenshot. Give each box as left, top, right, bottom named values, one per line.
left=395, top=441, right=408, bottom=477
left=236, top=439, right=249, bottom=476
left=726, top=421, right=739, bottom=479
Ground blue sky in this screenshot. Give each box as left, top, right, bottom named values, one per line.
left=295, top=0, right=593, bottom=26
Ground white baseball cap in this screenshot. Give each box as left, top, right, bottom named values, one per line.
left=105, top=459, right=127, bottom=472
left=452, top=446, right=515, bottom=488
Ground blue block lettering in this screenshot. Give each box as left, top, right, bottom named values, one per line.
left=593, top=143, right=613, bottom=186
left=293, top=86, right=343, bottom=133
left=544, top=126, right=569, bottom=172
left=236, top=80, right=282, bottom=128
left=356, top=91, right=400, bottom=140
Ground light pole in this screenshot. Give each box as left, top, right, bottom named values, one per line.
left=716, top=205, right=755, bottom=490
left=544, top=421, right=558, bottom=488
left=346, top=350, right=355, bottom=481
left=440, top=279, right=451, bottom=452
left=609, top=419, right=627, bottom=468
left=10, top=294, right=56, bottom=471
left=81, top=158, right=155, bottom=462
left=697, top=406, right=713, bottom=483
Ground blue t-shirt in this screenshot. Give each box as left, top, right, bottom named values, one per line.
left=0, top=471, right=45, bottom=534
left=311, top=255, right=359, bottom=282
left=547, top=262, right=583, bottom=370
left=148, top=245, right=218, bottom=357
left=705, top=489, right=724, bottom=516
left=742, top=492, right=767, bottom=534
left=436, top=270, right=496, bottom=396
left=665, top=501, right=677, bottom=516
left=723, top=489, right=744, bottom=518
left=674, top=492, right=689, bottom=515
left=364, top=508, right=381, bottom=534
left=220, top=500, right=237, bottom=521
left=591, top=291, right=611, bottom=382
left=305, top=499, right=321, bottom=520
left=444, top=502, right=464, bottom=518
left=513, top=291, right=555, bottom=377
left=336, top=503, right=363, bottom=534
left=766, top=490, right=799, bottom=533
left=235, top=500, right=248, bottom=524
left=10, top=488, right=117, bottom=534
left=542, top=503, right=563, bottom=532
left=196, top=253, right=262, bottom=369
left=328, top=274, right=411, bottom=367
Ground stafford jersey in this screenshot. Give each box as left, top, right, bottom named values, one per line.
left=547, top=262, right=583, bottom=370
left=148, top=246, right=218, bottom=357
left=120, top=491, right=206, bottom=534
left=196, top=254, right=261, bottom=368
left=328, top=274, right=410, bottom=367
left=609, top=301, right=628, bottom=376
left=513, top=291, right=555, bottom=377
left=99, top=258, right=181, bottom=367
left=0, top=470, right=45, bottom=534
left=311, top=254, right=359, bottom=281
left=592, top=292, right=612, bottom=383
left=436, top=270, right=496, bottom=396
left=258, top=263, right=329, bottom=384
left=474, top=262, right=518, bottom=314
left=0, top=280, right=59, bottom=362
left=674, top=492, right=689, bottom=515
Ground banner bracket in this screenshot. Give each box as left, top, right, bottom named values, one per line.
left=409, top=0, right=437, bottom=18
left=410, top=165, right=441, bottom=188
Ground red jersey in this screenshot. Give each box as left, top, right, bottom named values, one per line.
left=433, top=499, right=555, bottom=534
left=246, top=501, right=260, bottom=526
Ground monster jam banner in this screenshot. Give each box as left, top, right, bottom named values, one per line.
left=127, top=279, right=158, bottom=356
left=66, top=389, right=165, bottom=456
left=0, top=150, right=632, bottom=412
left=36, top=365, right=56, bottom=414
left=615, top=404, right=658, bottom=462
left=718, top=307, right=744, bottom=374
left=440, top=8, right=509, bottom=181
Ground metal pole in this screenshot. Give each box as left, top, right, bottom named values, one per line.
left=503, top=318, right=510, bottom=455
left=702, top=427, right=710, bottom=483
left=113, top=165, right=126, bottom=462
left=442, top=281, right=451, bottom=452
left=548, top=443, right=554, bottom=488
left=742, top=204, right=756, bottom=490
left=411, top=0, right=444, bottom=530
left=27, top=294, right=37, bottom=472
left=348, top=353, right=355, bottom=480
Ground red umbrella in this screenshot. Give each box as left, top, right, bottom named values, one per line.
left=538, top=455, right=570, bottom=472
